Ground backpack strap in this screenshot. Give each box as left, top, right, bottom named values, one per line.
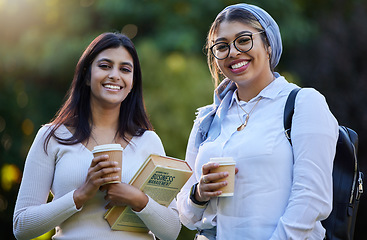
left=284, top=88, right=301, bottom=145
left=283, top=88, right=364, bottom=239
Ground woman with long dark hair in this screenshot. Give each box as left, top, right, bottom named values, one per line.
left=13, top=32, right=180, bottom=240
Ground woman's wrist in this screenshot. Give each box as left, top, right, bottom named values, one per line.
left=73, top=188, right=88, bottom=209
left=131, top=192, right=149, bottom=212
left=190, top=183, right=209, bottom=205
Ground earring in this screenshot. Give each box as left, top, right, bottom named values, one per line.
left=267, top=47, right=272, bottom=59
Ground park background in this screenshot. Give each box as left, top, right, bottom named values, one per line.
left=1, top=0, right=367, bottom=239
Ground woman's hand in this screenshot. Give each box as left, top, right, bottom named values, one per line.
left=195, top=162, right=239, bottom=202
left=101, top=183, right=149, bottom=212
left=73, top=155, right=120, bottom=209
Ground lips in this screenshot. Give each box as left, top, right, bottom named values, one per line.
left=229, top=60, right=250, bottom=73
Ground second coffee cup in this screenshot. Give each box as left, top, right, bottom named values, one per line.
left=92, top=144, right=123, bottom=185
left=209, top=157, right=235, bottom=197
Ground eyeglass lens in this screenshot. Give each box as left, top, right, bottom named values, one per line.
left=211, top=34, right=254, bottom=60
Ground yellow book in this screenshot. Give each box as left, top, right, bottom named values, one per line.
left=104, top=154, right=193, bottom=232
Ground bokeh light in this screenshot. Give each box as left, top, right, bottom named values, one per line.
left=32, top=231, right=55, bottom=240
left=22, top=119, right=34, bottom=136
left=122, top=24, right=138, bottom=39
left=0, top=194, right=8, bottom=212
left=1, top=133, right=12, bottom=151
left=17, top=91, right=29, bottom=108
left=165, top=53, right=186, bottom=73
left=80, top=0, right=94, bottom=8
left=1, top=164, right=21, bottom=191
left=0, top=116, right=5, bottom=132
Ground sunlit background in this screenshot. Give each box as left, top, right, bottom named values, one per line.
left=1, top=0, right=367, bottom=239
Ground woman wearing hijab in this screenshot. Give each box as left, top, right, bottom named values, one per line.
left=177, top=3, right=338, bottom=240
left=13, top=32, right=180, bottom=240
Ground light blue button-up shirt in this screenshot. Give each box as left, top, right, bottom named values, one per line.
left=177, top=76, right=339, bottom=239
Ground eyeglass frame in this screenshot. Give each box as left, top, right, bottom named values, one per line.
left=209, top=30, right=265, bottom=60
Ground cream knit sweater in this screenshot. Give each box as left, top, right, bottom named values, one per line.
left=13, top=125, right=181, bottom=240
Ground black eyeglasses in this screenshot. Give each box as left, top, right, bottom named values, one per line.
left=210, top=31, right=265, bottom=60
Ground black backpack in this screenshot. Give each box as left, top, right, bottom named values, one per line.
left=284, top=88, right=363, bottom=240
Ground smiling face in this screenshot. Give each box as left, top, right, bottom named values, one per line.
left=213, top=20, right=274, bottom=99
left=88, top=46, right=134, bottom=109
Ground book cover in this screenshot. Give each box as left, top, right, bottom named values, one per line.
left=104, top=154, right=193, bottom=232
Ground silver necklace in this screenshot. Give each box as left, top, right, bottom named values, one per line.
left=236, top=96, right=262, bottom=131
left=90, top=131, right=118, bottom=145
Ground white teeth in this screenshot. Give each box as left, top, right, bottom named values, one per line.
left=231, top=61, right=248, bottom=69
left=104, top=84, right=121, bottom=90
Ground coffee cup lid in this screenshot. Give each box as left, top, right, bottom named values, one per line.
left=92, top=144, right=123, bottom=153
left=210, top=157, right=235, bottom=165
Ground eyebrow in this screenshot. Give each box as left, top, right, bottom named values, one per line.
left=213, top=30, right=253, bottom=43
left=96, top=58, right=133, bottom=68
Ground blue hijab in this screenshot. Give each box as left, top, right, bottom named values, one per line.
left=194, top=4, right=282, bottom=148
left=221, top=3, right=282, bottom=70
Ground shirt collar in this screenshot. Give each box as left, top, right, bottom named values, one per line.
left=228, top=74, right=288, bottom=109
left=259, top=75, right=288, bottom=100
left=229, top=90, right=237, bottom=109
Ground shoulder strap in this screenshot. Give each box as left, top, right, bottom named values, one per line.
left=284, top=88, right=301, bottom=145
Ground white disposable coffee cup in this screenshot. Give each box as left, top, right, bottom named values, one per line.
left=92, top=144, right=123, bottom=185
left=209, top=157, right=235, bottom=197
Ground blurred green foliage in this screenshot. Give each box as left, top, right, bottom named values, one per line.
left=1, top=0, right=367, bottom=239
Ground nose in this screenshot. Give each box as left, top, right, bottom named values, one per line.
left=108, top=67, right=120, bottom=80
left=228, top=42, right=240, bottom=58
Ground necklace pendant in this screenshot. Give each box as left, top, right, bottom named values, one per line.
left=237, top=114, right=249, bottom=131
left=237, top=124, right=245, bottom=131
left=236, top=97, right=263, bottom=132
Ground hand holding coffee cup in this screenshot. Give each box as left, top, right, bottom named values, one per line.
left=208, top=157, right=235, bottom=197
left=196, top=157, right=236, bottom=202
left=92, top=144, right=123, bottom=185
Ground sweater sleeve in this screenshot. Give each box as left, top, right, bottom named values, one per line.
left=270, top=88, right=339, bottom=239
left=13, top=126, right=80, bottom=240
left=176, top=120, right=209, bottom=230
left=135, top=196, right=181, bottom=240
left=133, top=131, right=181, bottom=240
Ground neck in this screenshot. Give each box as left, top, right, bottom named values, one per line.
left=91, top=104, right=120, bottom=131
left=236, top=71, right=275, bottom=102
left=88, top=109, right=120, bottom=147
